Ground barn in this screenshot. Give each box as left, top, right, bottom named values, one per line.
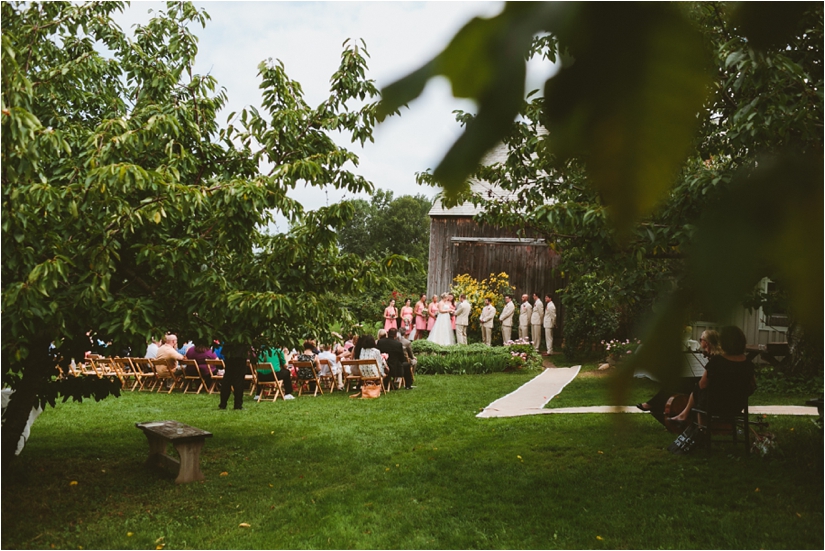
left=426, top=175, right=564, bottom=337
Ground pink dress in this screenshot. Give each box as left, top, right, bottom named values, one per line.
left=427, top=302, right=438, bottom=331
left=450, top=303, right=457, bottom=330
left=383, top=306, right=398, bottom=331
left=415, top=302, right=428, bottom=331
left=400, top=306, right=414, bottom=333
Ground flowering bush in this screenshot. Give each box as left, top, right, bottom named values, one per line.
left=450, top=272, right=514, bottom=343
left=601, top=338, right=641, bottom=361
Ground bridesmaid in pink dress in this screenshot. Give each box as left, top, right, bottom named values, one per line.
left=400, top=298, right=414, bottom=335
left=427, top=295, right=439, bottom=332
left=414, top=294, right=428, bottom=340
left=448, top=293, right=457, bottom=331
left=383, top=299, right=398, bottom=331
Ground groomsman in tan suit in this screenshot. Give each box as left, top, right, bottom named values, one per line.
left=499, top=294, right=515, bottom=344
left=543, top=294, right=557, bottom=355
left=518, top=294, right=532, bottom=341
left=479, top=298, right=496, bottom=346
left=531, top=292, right=544, bottom=352
left=454, top=294, right=472, bottom=345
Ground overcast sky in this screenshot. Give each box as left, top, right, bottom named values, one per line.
left=115, top=2, right=556, bottom=231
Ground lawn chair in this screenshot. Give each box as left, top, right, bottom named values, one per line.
left=341, top=359, right=362, bottom=392
left=130, top=358, right=158, bottom=391
left=292, top=360, right=324, bottom=397
left=254, top=363, right=285, bottom=402
left=348, top=359, right=387, bottom=395
left=205, top=359, right=225, bottom=394
left=90, top=358, right=120, bottom=383
left=317, top=358, right=337, bottom=394
left=151, top=359, right=179, bottom=393
left=245, top=360, right=257, bottom=397
left=179, top=359, right=207, bottom=394
left=113, top=357, right=139, bottom=391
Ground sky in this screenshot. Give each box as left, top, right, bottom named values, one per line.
left=114, top=1, right=556, bottom=231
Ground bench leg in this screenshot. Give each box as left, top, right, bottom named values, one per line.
left=172, top=440, right=206, bottom=484
left=144, top=433, right=172, bottom=468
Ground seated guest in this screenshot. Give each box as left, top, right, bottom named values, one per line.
left=185, top=339, right=218, bottom=385
left=318, top=344, right=344, bottom=390
left=397, top=326, right=417, bottom=373
left=356, top=334, right=387, bottom=376
left=257, top=346, right=295, bottom=400
left=295, top=340, right=323, bottom=391
left=637, top=329, right=722, bottom=421
left=145, top=337, right=161, bottom=359
left=378, top=328, right=413, bottom=389
left=155, top=334, right=184, bottom=379
left=668, top=326, right=757, bottom=426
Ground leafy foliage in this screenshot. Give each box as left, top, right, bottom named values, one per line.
left=410, top=340, right=541, bottom=374
left=1, top=2, right=397, bottom=463
left=382, top=2, right=823, bottom=381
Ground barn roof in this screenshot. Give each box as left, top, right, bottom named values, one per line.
left=427, top=142, right=523, bottom=217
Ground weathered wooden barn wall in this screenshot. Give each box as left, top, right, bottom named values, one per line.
left=427, top=216, right=563, bottom=302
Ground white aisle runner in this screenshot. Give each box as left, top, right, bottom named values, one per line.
left=476, top=366, right=581, bottom=418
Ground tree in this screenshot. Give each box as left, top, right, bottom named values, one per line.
left=380, top=2, right=822, bottom=379
left=336, top=189, right=432, bottom=324
left=1, top=1, right=396, bottom=465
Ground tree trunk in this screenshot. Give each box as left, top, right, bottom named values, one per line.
left=2, top=334, right=52, bottom=469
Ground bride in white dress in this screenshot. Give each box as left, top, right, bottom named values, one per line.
left=427, top=293, right=456, bottom=346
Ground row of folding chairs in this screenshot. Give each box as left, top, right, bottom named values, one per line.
left=62, top=356, right=410, bottom=401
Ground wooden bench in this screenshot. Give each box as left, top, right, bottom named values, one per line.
left=135, top=420, right=212, bottom=484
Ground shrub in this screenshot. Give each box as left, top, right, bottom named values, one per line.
left=560, top=274, right=620, bottom=360
left=411, top=340, right=543, bottom=374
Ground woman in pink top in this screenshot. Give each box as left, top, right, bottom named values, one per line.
left=448, top=293, right=457, bottom=330
left=414, top=294, right=428, bottom=340
left=427, top=295, right=439, bottom=331
left=383, top=299, right=398, bottom=331
left=400, top=298, right=414, bottom=335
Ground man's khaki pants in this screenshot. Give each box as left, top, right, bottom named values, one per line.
left=545, top=326, right=554, bottom=353
left=519, top=324, right=529, bottom=341
left=481, top=325, right=492, bottom=346
left=502, top=324, right=512, bottom=345
left=531, top=324, right=542, bottom=351
left=455, top=324, right=468, bottom=345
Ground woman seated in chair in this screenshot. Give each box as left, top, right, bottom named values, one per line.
left=185, top=339, right=218, bottom=386
left=295, top=340, right=323, bottom=391
left=668, top=325, right=757, bottom=427
left=257, top=345, right=295, bottom=400
left=636, top=329, right=722, bottom=418
left=354, top=334, right=388, bottom=377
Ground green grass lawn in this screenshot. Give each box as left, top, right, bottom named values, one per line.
left=2, top=370, right=822, bottom=549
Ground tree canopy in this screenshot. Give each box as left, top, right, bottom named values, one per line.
left=380, top=2, right=823, bottom=377
left=1, top=1, right=395, bottom=464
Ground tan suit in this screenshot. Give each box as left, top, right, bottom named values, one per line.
left=531, top=298, right=544, bottom=351
left=480, top=304, right=496, bottom=346
left=543, top=300, right=557, bottom=353
left=519, top=301, right=532, bottom=341
left=454, top=300, right=472, bottom=345
left=499, top=301, right=515, bottom=344
left=155, top=344, right=183, bottom=377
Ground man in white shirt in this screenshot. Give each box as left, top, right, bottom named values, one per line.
left=317, top=344, right=343, bottom=390
left=499, top=294, right=515, bottom=344
left=531, top=293, right=544, bottom=352
left=453, top=294, right=472, bottom=345
left=479, top=298, right=496, bottom=347
left=543, top=294, right=557, bottom=355
left=519, top=294, right=532, bottom=341
left=145, top=337, right=161, bottom=359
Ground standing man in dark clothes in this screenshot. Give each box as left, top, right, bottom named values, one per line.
left=219, top=344, right=248, bottom=410
left=377, top=328, right=413, bottom=390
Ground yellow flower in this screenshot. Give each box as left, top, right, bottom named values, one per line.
left=69, top=480, right=78, bottom=486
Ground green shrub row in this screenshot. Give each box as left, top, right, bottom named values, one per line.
left=410, top=341, right=543, bottom=375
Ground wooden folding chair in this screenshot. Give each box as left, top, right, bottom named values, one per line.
left=151, top=359, right=179, bottom=393
left=205, top=359, right=225, bottom=394
left=292, top=360, right=324, bottom=397
left=317, top=359, right=337, bottom=394
left=245, top=360, right=258, bottom=397
left=130, top=358, right=158, bottom=391
left=179, top=359, right=207, bottom=394
left=91, top=358, right=120, bottom=383
left=351, top=359, right=387, bottom=395
left=254, top=363, right=285, bottom=402
left=341, top=359, right=362, bottom=392
left=113, top=358, right=139, bottom=391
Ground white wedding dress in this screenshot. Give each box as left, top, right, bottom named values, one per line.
left=428, top=309, right=455, bottom=346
